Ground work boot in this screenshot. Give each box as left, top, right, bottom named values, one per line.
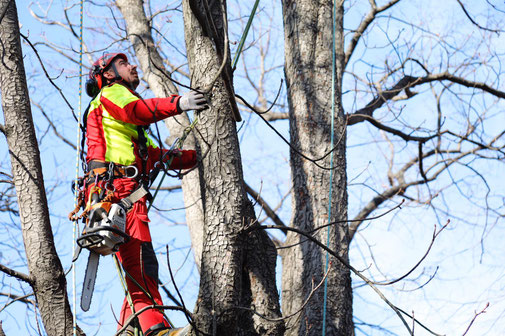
left=119, top=325, right=135, bottom=336
left=152, top=325, right=190, bottom=336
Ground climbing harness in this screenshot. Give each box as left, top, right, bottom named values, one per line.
left=70, top=162, right=140, bottom=311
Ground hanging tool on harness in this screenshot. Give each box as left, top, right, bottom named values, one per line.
left=69, top=161, right=151, bottom=311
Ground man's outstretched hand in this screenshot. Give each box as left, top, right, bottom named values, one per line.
left=179, top=90, right=208, bottom=112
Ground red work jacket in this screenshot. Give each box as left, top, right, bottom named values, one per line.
left=85, top=83, right=196, bottom=172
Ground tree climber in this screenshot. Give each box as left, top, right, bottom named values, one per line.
left=83, top=52, right=206, bottom=336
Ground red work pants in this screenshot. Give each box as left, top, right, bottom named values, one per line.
left=112, top=178, right=171, bottom=335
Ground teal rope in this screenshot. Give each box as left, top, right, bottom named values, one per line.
left=73, top=1, right=84, bottom=335
left=231, top=0, right=260, bottom=70
left=322, top=0, right=337, bottom=334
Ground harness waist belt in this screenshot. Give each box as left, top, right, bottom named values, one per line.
left=88, top=160, right=138, bottom=179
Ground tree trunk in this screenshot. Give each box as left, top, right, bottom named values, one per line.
left=0, top=1, right=80, bottom=335
left=281, top=0, right=354, bottom=335
left=116, top=0, right=206, bottom=269
left=182, top=0, right=284, bottom=335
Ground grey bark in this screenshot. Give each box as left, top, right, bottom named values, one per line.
left=0, top=1, right=82, bottom=335
left=182, top=0, right=283, bottom=335
left=281, top=0, right=354, bottom=335
left=116, top=0, right=205, bottom=269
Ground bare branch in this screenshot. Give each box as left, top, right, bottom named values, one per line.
left=348, top=126, right=503, bottom=241
left=373, top=222, right=449, bottom=286
left=244, top=182, right=287, bottom=233
left=218, top=263, right=332, bottom=323
left=29, top=5, right=73, bottom=33
left=350, top=113, right=438, bottom=142
left=19, top=33, right=77, bottom=121
left=462, top=302, right=490, bottom=336
left=0, top=292, right=35, bottom=312
left=344, top=0, right=401, bottom=67
left=31, top=100, right=77, bottom=150
left=244, top=223, right=414, bottom=335
left=236, top=80, right=288, bottom=121
left=165, top=246, right=194, bottom=328
left=456, top=0, right=503, bottom=33
left=348, top=186, right=405, bottom=241
left=0, top=263, right=33, bottom=285
left=394, top=306, right=444, bottom=336
left=348, top=73, right=505, bottom=125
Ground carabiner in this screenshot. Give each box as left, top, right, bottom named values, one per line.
left=124, top=165, right=138, bottom=179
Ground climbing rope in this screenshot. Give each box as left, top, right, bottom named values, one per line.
left=231, top=0, right=260, bottom=70
left=72, top=0, right=85, bottom=335
left=113, top=255, right=138, bottom=334
left=321, top=0, right=337, bottom=334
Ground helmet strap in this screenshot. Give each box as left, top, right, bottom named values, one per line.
left=110, top=62, right=122, bottom=82
left=106, top=62, right=134, bottom=90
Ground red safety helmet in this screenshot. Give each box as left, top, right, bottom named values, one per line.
left=86, top=52, right=127, bottom=97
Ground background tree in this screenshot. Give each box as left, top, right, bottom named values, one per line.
left=280, top=0, right=353, bottom=334
left=0, top=0, right=81, bottom=335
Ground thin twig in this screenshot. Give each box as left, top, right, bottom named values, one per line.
left=244, top=223, right=414, bottom=335
left=280, top=200, right=404, bottom=251
left=238, top=93, right=345, bottom=170
left=19, top=33, right=77, bottom=121
left=462, top=302, right=489, bottom=336
left=31, top=100, right=77, bottom=150
left=244, top=182, right=287, bottom=233
left=395, top=307, right=444, bottom=336
left=372, top=221, right=449, bottom=286
left=165, top=246, right=194, bottom=327
left=0, top=292, right=35, bottom=312
left=456, top=0, right=502, bottom=33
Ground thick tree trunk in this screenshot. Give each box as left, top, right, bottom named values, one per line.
left=115, top=0, right=206, bottom=269
left=182, top=1, right=284, bottom=335
left=281, top=0, right=354, bottom=335
left=0, top=1, right=80, bottom=335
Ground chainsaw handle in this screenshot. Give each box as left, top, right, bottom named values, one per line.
left=77, top=226, right=130, bottom=249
